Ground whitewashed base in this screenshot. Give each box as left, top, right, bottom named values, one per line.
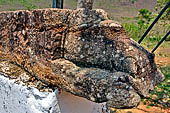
left=0, top=74, right=61, bottom=113
left=0, top=73, right=107, bottom=113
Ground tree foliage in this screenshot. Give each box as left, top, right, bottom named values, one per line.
left=130, top=0, right=137, bottom=4
left=138, top=9, right=153, bottom=25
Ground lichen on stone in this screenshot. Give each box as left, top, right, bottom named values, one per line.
left=0, top=8, right=164, bottom=109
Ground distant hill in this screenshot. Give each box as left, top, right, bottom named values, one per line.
left=64, top=0, right=157, bottom=17
left=0, top=0, right=157, bottom=17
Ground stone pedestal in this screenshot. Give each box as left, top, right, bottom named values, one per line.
left=57, top=91, right=106, bottom=113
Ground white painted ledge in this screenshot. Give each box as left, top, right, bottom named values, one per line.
left=0, top=73, right=107, bottom=113
left=0, top=74, right=61, bottom=113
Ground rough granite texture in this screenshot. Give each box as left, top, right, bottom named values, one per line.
left=0, top=8, right=164, bottom=109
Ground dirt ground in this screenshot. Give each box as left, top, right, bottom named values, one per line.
left=155, top=48, right=170, bottom=67
left=111, top=102, right=170, bottom=113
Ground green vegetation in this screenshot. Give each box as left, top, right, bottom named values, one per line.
left=0, top=0, right=51, bottom=11
left=123, top=7, right=170, bottom=49
left=156, top=0, right=170, bottom=19
left=130, top=0, right=137, bottom=4
left=21, top=0, right=37, bottom=10
left=123, top=20, right=170, bottom=49
left=142, top=65, right=170, bottom=108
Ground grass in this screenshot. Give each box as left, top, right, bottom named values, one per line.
left=142, top=65, right=170, bottom=109
left=0, top=0, right=51, bottom=11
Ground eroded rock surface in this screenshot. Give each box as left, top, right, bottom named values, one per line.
left=0, top=8, right=164, bottom=109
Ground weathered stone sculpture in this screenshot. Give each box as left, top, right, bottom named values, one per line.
left=0, top=8, right=164, bottom=109
left=77, top=0, right=94, bottom=9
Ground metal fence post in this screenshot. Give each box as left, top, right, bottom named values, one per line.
left=152, top=31, right=170, bottom=53
left=138, top=1, right=170, bottom=44
left=52, top=0, right=57, bottom=8
left=52, top=0, right=63, bottom=8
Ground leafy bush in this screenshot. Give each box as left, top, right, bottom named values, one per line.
left=123, top=8, right=153, bottom=41
left=123, top=7, right=170, bottom=48
left=137, top=8, right=153, bottom=27
left=130, top=0, right=137, bottom=4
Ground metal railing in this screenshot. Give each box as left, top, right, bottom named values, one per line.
left=52, top=0, right=63, bottom=8
left=138, top=1, right=170, bottom=53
